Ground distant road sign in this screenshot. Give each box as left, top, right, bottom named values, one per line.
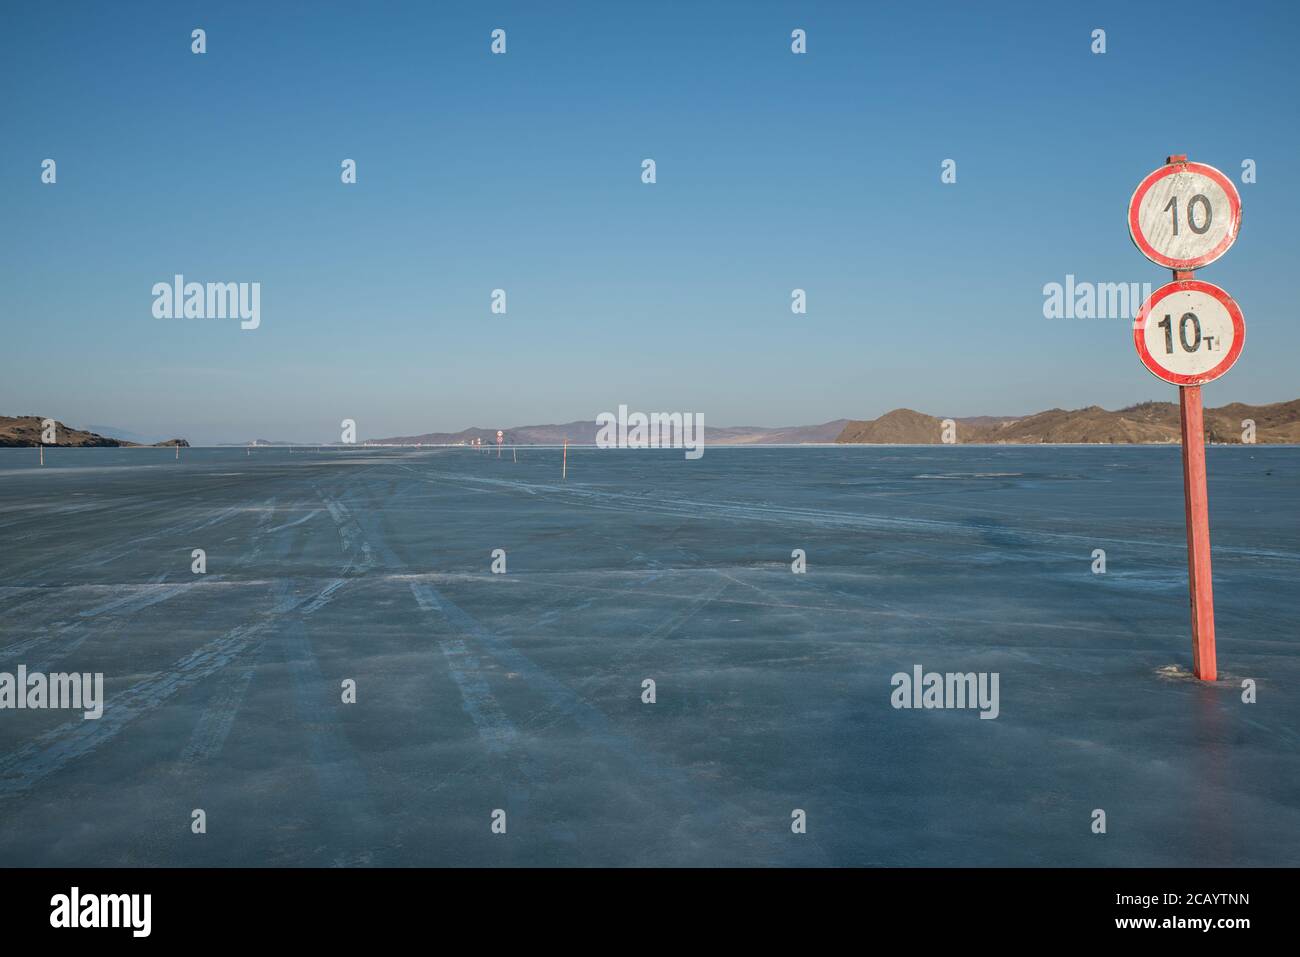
left=1134, top=280, right=1245, bottom=385
left=497, top=430, right=503, bottom=440
left=1128, top=161, right=1240, bottom=270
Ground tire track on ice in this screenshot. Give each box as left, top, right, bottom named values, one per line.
left=176, top=493, right=368, bottom=767
left=332, top=479, right=537, bottom=826
left=0, top=501, right=361, bottom=799
left=3, top=499, right=280, bottom=671
left=397, top=466, right=1300, bottom=562
left=0, top=618, right=275, bottom=798
left=342, top=474, right=823, bottom=864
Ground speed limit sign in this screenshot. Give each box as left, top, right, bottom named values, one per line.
left=1126, top=156, right=1246, bottom=683
left=1133, top=279, right=1245, bottom=386
left=1128, top=161, right=1241, bottom=269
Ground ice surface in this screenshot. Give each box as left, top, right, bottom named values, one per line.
left=0, top=445, right=1297, bottom=866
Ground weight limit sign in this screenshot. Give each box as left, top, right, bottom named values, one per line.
left=1133, top=280, right=1245, bottom=386
left=1128, top=161, right=1241, bottom=270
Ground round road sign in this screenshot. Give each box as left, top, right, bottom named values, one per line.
left=1133, top=280, right=1244, bottom=385
left=1128, top=161, right=1241, bottom=270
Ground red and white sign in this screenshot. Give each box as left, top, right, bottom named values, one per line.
left=1133, top=280, right=1245, bottom=386
left=1128, top=161, right=1241, bottom=270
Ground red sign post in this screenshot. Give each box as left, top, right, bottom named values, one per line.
left=1179, top=385, right=1216, bottom=679
left=1129, top=155, right=1245, bottom=681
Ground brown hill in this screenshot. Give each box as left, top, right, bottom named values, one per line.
left=973, top=405, right=1178, bottom=444
left=835, top=409, right=949, bottom=444
left=836, top=399, right=1300, bottom=445
left=1206, top=399, right=1300, bottom=443
left=0, top=416, right=188, bottom=448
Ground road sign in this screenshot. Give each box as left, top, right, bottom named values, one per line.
left=1128, top=160, right=1241, bottom=270
left=1133, top=280, right=1245, bottom=386
left=1127, top=155, right=1247, bottom=682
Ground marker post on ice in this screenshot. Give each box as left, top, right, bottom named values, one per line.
left=1128, top=154, right=1245, bottom=681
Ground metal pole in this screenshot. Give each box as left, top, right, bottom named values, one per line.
left=1179, top=382, right=1217, bottom=680
left=1163, top=159, right=1217, bottom=680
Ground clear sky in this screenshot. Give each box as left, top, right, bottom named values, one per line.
left=2, top=1, right=1297, bottom=444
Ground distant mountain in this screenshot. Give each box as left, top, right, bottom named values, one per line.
left=373, top=421, right=597, bottom=446
left=836, top=409, right=948, bottom=444
left=368, top=419, right=850, bottom=446
left=953, top=415, right=1024, bottom=430
left=11, top=401, right=1295, bottom=450
left=0, top=416, right=188, bottom=448
left=1206, top=400, right=1300, bottom=443
left=973, top=405, right=1175, bottom=444
left=835, top=399, right=1300, bottom=445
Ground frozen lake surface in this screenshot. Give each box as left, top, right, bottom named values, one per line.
left=1, top=444, right=1297, bottom=866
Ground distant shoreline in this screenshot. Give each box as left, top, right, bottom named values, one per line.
left=6, top=395, right=1299, bottom=448
left=5, top=442, right=1298, bottom=451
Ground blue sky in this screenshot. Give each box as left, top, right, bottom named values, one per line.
left=2, top=1, right=1297, bottom=444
